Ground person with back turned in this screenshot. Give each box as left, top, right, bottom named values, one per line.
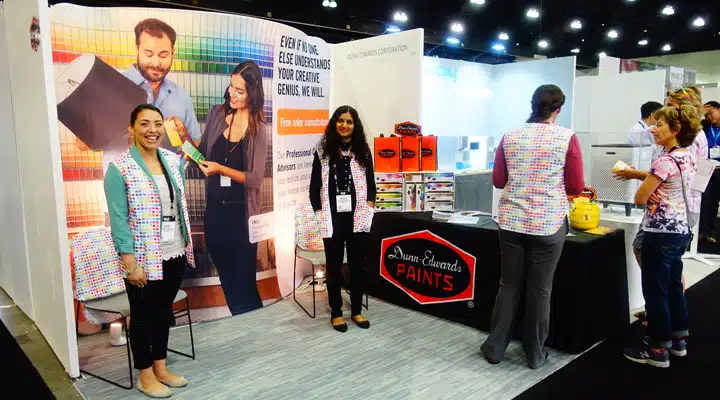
left=481, top=84, right=584, bottom=369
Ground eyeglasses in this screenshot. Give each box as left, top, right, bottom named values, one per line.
left=674, top=86, right=692, bottom=100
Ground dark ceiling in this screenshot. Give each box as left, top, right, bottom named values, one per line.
left=49, top=0, right=720, bottom=67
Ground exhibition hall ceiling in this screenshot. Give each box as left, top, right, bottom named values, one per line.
left=50, top=0, right=719, bottom=67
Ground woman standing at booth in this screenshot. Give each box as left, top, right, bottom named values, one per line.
left=197, top=61, right=268, bottom=315
left=481, top=85, right=584, bottom=369
left=309, top=106, right=376, bottom=332
left=623, top=105, right=700, bottom=368
left=105, top=104, right=194, bottom=397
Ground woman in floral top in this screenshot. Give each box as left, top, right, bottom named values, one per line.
left=623, top=104, right=702, bottom=369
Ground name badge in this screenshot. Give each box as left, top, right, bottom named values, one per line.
left=336, top=194, right=352, bottom=213
left=162, top=216, right=177, bottom=242
left=220, top=175, right=232, bottom=187
left=710, top=147, right=720, bottom=159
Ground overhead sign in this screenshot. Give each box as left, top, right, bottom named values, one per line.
left=380, top=230, right=476, bottom=305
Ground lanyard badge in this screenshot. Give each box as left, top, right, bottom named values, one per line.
left=334, top=156, right=353, bottom=213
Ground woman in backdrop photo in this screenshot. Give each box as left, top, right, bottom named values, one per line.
left=481, top=84, right=584, bottom=369
left=309, top=106, right=376, bottom=332
left=623, top=105, right=700, bottom=368
left=197, top=60, right=268, bottom=316
left=105, top=104, right=194, bottom=398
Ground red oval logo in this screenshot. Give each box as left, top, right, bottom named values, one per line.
left=378, top=149, right=397, bottom=158
left=402, top=150, right=416, bottom=158
left=395, top=122, right=422, bottom=137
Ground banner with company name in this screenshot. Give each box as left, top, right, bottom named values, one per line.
left=51, top=4, right=329, bottom=323
left=380, top=230, right=476, bottom=305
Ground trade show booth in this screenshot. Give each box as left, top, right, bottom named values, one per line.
left=1, top=0, right=645, bottom=384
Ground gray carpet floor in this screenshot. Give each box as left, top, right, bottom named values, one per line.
left=74, top=290, right=582, bottom=400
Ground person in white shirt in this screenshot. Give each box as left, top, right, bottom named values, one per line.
left=629, top=101, right=663, bottom=158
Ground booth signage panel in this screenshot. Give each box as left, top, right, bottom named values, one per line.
left=380, top=230, right=476, bottom=304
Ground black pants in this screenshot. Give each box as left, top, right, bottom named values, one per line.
left=125, top=256, right=185, bottom=370
left=700, top=169, right=720, bottom=236
left=481, top=222, right=566, bottom=369
left=206, top=202, right=262, bottom=316
left=322, top=212, right=368, bottom=318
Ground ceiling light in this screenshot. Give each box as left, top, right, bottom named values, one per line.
left=599, top=52, right=607, bottom=58
left=638, top=39, right=648, bottom=46
left=386, top=26, right=402, bottom=33
left=663, top=43, right=672, bottom=52
left=393, top=11, right=408, bottom=22
left=662, top=5, right=675, bottom=16
left=571, top=48, right=580, bottom=54
left=492, top=43, right=506, bottom=52
left=329, top=1, right=337, bottom=8
left=570, top=20, right=582, bottom=30
left=607, top=29, right=619, bottom=39
left=470, top=0, right=486, bottom=5
left=693, top=17, right=706, bottom=27
left=446, top=37, right=461, bottom=45
left=498, top=32, right=509, bottom=41
left=538, top=40, right=549, bottom=49
left=527, top=8, right=540, bottom=19
left=450, top=22, right=464, bottom=33
left=322, top=0, right=330, bottom=6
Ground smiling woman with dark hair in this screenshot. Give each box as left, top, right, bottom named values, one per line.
left=198, top=60, right=268, bottom=315
left=309, top=105, right=376, bottom=332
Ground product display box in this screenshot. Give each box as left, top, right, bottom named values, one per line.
left=374, top=135, right=402, bottom=172
left=401, top=136, right=421, bottom=172
left=421, top=135, right=438, bottom=171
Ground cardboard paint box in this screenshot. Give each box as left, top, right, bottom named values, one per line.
left=421, top=135, right=438, bottom=171
left=401, top=136, right=421, bottom=172
left=374, top=135, right=401, bottom=172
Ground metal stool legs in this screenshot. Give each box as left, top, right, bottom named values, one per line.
left=293, top=248, right=317, bottom=318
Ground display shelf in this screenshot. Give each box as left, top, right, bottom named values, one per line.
left=375, top=171, right=455, bottom=212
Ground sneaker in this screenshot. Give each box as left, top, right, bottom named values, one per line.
left=623, top=345, right=670, bottom=368
left=670, top=338, right=687, bottom=357
left=642, top=336, right=687, bottom=357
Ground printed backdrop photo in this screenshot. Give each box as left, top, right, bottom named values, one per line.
left=51, top=4, right=331, bottom=325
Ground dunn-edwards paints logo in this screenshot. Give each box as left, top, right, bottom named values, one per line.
left=380, top=230, right=476, bottom=305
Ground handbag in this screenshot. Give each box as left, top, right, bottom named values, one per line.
left=670, top=155, right=694, bottom=251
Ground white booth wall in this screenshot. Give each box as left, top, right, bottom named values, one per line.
left=0, top=4, right=33, bottom=317
left=574, top=69, right=667, bottom=184
left=1, top=0, right=79, bottom=377
left=331, top=29, right=424, bottom=155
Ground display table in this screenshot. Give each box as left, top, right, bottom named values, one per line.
left=599, top=206, right=645, bottom=310
left=366, top=212, right=629, bottom=354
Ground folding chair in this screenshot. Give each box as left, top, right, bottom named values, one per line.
left=292, top=202, right=368, bottom=318
left=71, top=228, right=195, bottom=390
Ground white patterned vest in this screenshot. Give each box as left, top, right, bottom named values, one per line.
left=113, top=149, right=195, bottom=280
left=498, top=123, right=573, bottom=236
left=316, top=146, right=375, bottom=238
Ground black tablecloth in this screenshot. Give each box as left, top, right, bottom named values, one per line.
left=366, top=212, right=629, bottom=354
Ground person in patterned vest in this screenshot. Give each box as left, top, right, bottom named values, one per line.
left=481, top=85, right=584, bottom=369
left=309, top=106, right=376, bottom=332
left=104, top=104, right=194, bottom=398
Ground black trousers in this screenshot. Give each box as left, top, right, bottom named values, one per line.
left=125, top=256, right=185, bottom=370
left=205, top=202, right=262, bottom=316
left=322, top=212, right=368, bottom=318
left=700, top=169, right=720, bottom=236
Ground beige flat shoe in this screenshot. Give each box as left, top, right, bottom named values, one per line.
left=137, top=380, right=172, bottom=398
left=159, top=376, right=188, bottom=388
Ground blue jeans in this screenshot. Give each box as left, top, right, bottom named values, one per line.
left=641, top=231, right=690, bottom=348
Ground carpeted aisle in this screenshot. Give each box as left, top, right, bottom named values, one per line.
left=516, top=268, right=720, bottom=399
left=0, top=318, right=55, bottom=398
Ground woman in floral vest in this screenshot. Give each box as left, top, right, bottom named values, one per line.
left=481, top=85, right=584, bottom=369
left=309, top=106, right=376, bottom=332
left=105, top=104, right=194, bottom=398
